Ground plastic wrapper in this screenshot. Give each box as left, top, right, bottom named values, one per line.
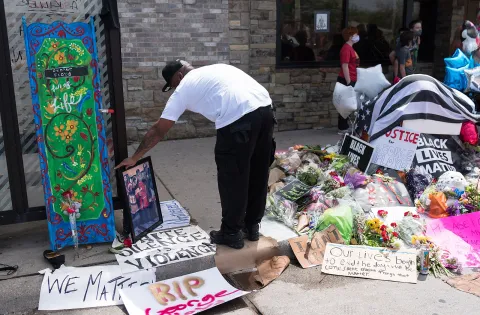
left=266, top=194, right=297, bottom=228
left=314, top=205, right=353, bottom=244
left=343, top=168, right=368, bottom=189
left=296, top=164, right=321, bottom=186
left=277, top=152, right=302, bottom=174
left=417, top=184, right=438, bottom=211
left=353, top=176, right=413, bottom=212
left=301, top=152, right=321, bottom=165
left=428, top=192, right=449, bottom=218
left=270, top=182, right=285, bottom=193
left=397, top=215, right=425, bottom=245
left=460, top=121, right=478, bottom=145
left=405, top=168, right=433, bottom=200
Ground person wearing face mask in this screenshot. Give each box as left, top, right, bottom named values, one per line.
left=337, top=27, right=360, bottom=134
left=116, top=60, right=275, bottom=250
left=396, top=31, right=415, bottom=79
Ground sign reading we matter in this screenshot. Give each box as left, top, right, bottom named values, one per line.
left=321, top=243, right=417, bottom=283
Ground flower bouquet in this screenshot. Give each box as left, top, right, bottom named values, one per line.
left=61, top=190, right=82, bottom=257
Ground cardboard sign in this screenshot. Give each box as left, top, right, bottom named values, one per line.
left=289, top=225, right=344, bottom=268
left=370, top=127, right=419, bottom=171
left=412, top=134, right=463, bottom=177
left=115, top=226, right=216, bottom=274
left=38, top=265, right=155, bottom=310
left=426, top=212, right=480, bottom=267
left=275, top=178, right=311, bottom=201
left=321, top=244, right=417, bottom=283
left=119, top=267, right=248, bottom=315
left=340, top=135, right=374, bottom=172
left=155, top=200, right=191, bottom=231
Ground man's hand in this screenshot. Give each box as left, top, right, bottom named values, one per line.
left=115, top=157, right=138, bottom=170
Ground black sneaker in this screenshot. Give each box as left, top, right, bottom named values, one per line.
left=242, top=224, right=260, bottom=242
left=210, top=230, right=244, bottom=249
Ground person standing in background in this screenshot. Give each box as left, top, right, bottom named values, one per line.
left=337, top=26, right=360, bottom=134
left=396, top=31, right=415, bottom=79
left=390, top=20, right=422, bottom=83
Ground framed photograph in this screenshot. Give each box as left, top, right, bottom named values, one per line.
left=118, top=157, right=163, bottom=242
left=314, top=11, right=330, bottom=33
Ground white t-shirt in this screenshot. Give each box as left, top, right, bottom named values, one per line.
left=160, top=64, right=272, bottom=129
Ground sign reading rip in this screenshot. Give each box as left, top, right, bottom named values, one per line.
left=288, top=225, right=344, bottom=268
left=120, top=267, right=249, bottom=315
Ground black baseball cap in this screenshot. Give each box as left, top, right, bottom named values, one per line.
left=162, top=59, right=183, bottom=92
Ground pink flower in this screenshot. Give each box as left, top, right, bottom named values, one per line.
left=124, top=238, right=132, bottom=248
left=62, top=190, right=73, bottom=199
left=391, top=222, right=397, bottom=228
left=413, top=214, right=420, bottom=219
left=378, top=210, right=388, bottom=217
left=380, top=225, right=387, bottom=231
left=392, top=232, right=399, bottom=237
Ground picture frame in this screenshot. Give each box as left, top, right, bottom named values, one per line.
left=314, top=11, right=330, bottom=33
left=118, top=156, right=163, bottom=242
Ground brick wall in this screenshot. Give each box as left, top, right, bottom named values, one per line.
left=118, top=0, right=229, bottom=141
left=120, top=0, right=454, bottom=142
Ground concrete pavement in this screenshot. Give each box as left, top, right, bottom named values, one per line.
left=1, top=129, right=479, bottom=315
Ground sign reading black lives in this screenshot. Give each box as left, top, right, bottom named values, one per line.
left=412, top=134, right=463, bottom=178
left=44, top=66, right=88, bottom=79
left=340, top=135, right=375, bottom=172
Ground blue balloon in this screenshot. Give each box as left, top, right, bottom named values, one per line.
left=444, top=48, right=470, bottom=69
left=444, top=65, right=469, bottom=91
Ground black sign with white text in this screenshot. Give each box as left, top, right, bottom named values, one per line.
left=340, top=135, right=375, bottom=172
left=412, top=134, right=463, bottom=177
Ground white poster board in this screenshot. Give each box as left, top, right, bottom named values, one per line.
left=321, top=243, right=417, bottom=283
left=38, top=265, right=156, bottom=310
left=155, top=200, right=191, bottom=231
left=120, top=267, right=248, bottom=315
left=370, top=127, right=420, bottom=171
left=115, top=226, right=216, bottom=274
left=370, top=207, right=418, bottom=226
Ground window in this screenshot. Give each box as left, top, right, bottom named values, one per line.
left=277, top=0, right=410, bottom=67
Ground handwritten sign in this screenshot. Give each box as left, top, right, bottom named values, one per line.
left=5, top=0, right=86, bottom=14
left=275, top=178, right=311, bottom=201
left=44, top=66, right=88, bottom=79
left=115, top=226, right=216, bottom=274
left=120, top=267, right=248, bottom=315
left=38, top=265, right=155, bottom=310
left=155, top=200, right=191, bottom=231
left=370, top=127, right=419, bottom=171
left=426, top=212, right=480, bottom=267
left=321, top=244, right=417, bottom=283
left=340, top=135, right=374, bottom=172
left=289, top=225, right=344, bottom=268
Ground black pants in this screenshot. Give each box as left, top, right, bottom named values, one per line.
left=336, top=76, right=356, bottom=130
left=215, top=106, right=275, bottom=234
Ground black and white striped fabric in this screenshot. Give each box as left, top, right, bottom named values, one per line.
left=355, top=74, right=480, bottom=141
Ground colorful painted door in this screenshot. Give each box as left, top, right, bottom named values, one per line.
left=23, top=18, right=115, bottom=250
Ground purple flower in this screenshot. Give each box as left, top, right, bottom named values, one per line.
left=344, top=171, right=367, bottom=189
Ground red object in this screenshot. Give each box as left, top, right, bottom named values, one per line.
left=392, top=232, right=399, bottom=237
left=66, top=207, right=75, bottom=214
left=136, top=181, right=149, bottom=209
left=390, top=222, right=397, bottom=228
left=86, top=108, right=93, bottom=116
left=377, top=210, right=388, bottom=217
left=380, top=225, right=387, bottom=231
left=80, top=132, right=88, bottom=141
left=460, top=121, right=478, bottom=145
left=381, top=231, right=389, bottom=241
left=404, top=211, right=410, bottom=216
left=58, top=30, right=66, bottom=38
left=123, top=238, right=132, bottom=248
left=338, top=44, right=359, bottom=82
left=393, top=76, right=401, bottom=84
left=413, top=214, right=420, bottom=219
left=73, top=76, right=80, bottom=82
left=62, top=190, right=73, bottom=199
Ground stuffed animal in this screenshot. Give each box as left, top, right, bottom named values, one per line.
left=436, top=171, right=469, bottom=192
left=462, top=20, right=479, bottom=56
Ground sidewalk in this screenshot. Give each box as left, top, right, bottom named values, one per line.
left=0, top=129, right=479, bottom=315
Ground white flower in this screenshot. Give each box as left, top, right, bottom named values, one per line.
left=75, top=213, right=81, bottom=219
